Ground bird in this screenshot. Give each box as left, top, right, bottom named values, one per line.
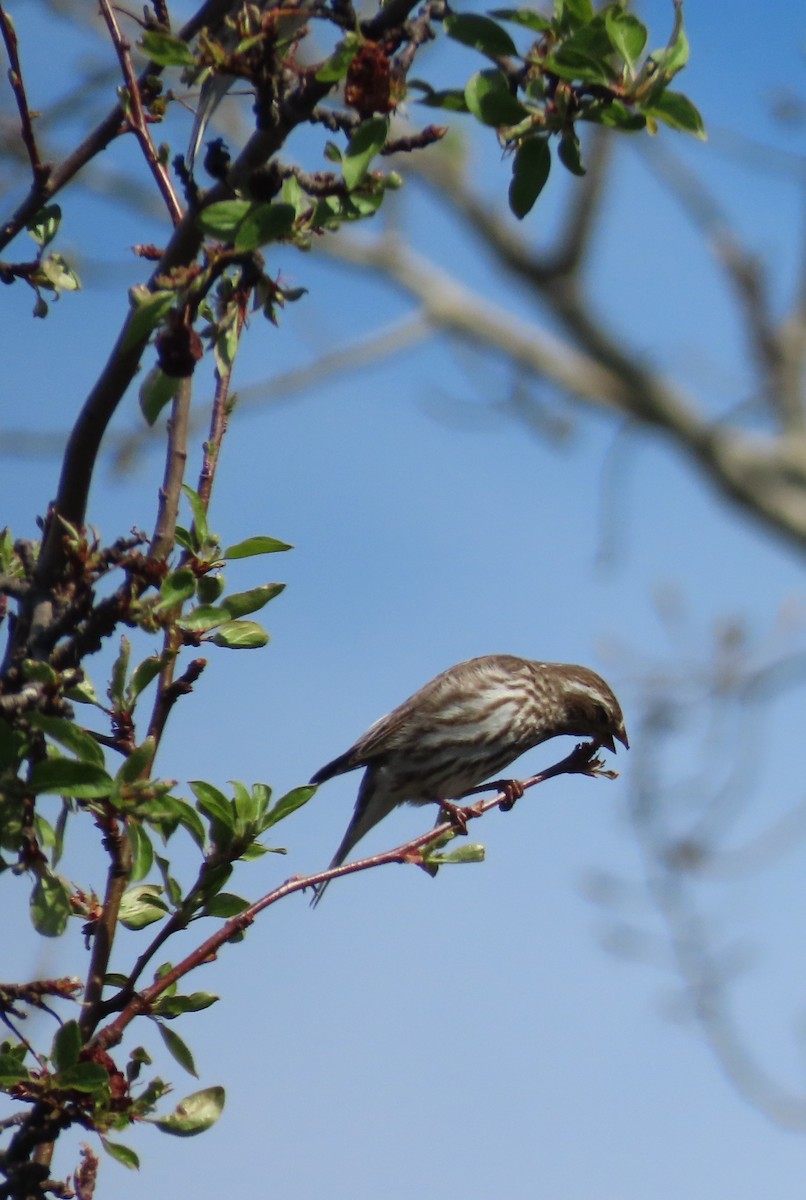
left=186, top=0, right=313, bottom=172
left=309, top=654, right=628, bottom=905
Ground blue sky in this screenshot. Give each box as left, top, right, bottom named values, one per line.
left=3, top=0, right=806, bottom=1196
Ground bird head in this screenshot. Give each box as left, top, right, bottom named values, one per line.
left=553, top=666, right=629, bottom=753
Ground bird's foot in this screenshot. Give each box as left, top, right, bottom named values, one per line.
left=436, top=798, right=470, bottom=835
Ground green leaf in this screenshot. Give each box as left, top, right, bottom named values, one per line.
left=141, top=29, right=196, bottom=67
left=153, top=992, right=219, bottom=1017
left=558, top=128, right=585, bottom=175
left=26, top=714, right=105, bottom=767
left=508, top=136, right=551, bottom=218
left=197, top=200, right=251, bottom=239
left=123, top=288, right=175, bottom=352
left=153, top=1085, right=225, bottom=1136
left=558, top=0, right=595, bottom=24
left=39, top=253, right=80, bottom=292
left=209, top=620, right=269, bottom=649
left=140, top=367, right=180, bottom=426
left=101, top=1138, right=140, bottom=1170
left=30, top=758, right=113, bottom=799
left=22, top=659, right=57, bottom=684
left=262, top=784, right=316, bottom=830
left=26, top=204, right=61, bottom=248
left=156, top=1022, right=198, bottom=1078
left=57, top=1062, right=109, bottom=1093
left=648, top=2, right=689, bottom=79
left=64, top=676, right=102, bottom=707
left=201, top=892, right=250, bottom=917
left=585, top=98, right=645, bottom=131
left=182, top=484, right=209, bottom=547
left=196, top=573, right=226, bottom=604
left=158, top=566, right=196, bottom=610
left=465, top=69, right=529, bottom=127
left=129, top=822, right=155, bottom=883
left=604, top=8, right=647, bottom=71
left=178, top=605, right=231, bottom=633
left=127, top=655, right=165, bottom=703
left=315, top=32, right=361, bottom=81
left=30, top=872, right=72, bottom=936
left=0, top=1053, right=30, bottom=1087
left=191, top=781, right=235, bottom=837
left=424, top=843, right=486, bottom=865
left=234, top=203, right=296, bottom=252
left=223, top=536, right=292, bottom=559
left=343, top=117, right=389, bottom=191
left=444, top=13, right=518, bottom=58
left=51, top=1020, right=81, bottom=1071
left=109, top=636, right=131, bottom=709
left=489, top=8, right=552, bottom=33
left=119, top=885, right=169, bottom=930
left=115, top=737, right=156, bottom=786
left=408, top=81, right=469, bottom=112
left=645, top=89, right=706, bottom=139
left=544, top=45, right=614, bottom=84
left=222, top=583, right=285, bottom=618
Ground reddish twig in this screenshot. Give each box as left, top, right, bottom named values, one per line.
left=0, top=5, right=50, bottom=189
left=98, top=0, right=183, bottom=227
left=90, top=741, right=615, bottom=1053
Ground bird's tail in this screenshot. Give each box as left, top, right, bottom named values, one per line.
left=187, top=74, right=234, bottom=172
left=309, top=770, right=397, bottom=908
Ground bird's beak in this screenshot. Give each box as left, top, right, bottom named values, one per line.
left=600, top=726, right=629, bottom=753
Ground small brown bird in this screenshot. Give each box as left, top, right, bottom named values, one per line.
left=310, top=654, right=628, bottom=905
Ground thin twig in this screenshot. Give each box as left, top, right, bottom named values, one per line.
left=98, top=0, right=184, bottom=226
left=0, top=5, right=50, bottom=188
left=90, top=741, right=612, bottom=1052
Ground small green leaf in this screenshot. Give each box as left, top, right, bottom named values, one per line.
left=0, top=1054, right=30, bottom=1087
left=26, top=714, right=105, bottom=767
left=140, top=367, right=180, bottom=426
left=26, top=204, right=61, bottom=248
left=129, top=823, right=155, bottom=884
left=222, top=583, right=285, bottom=618
left=543, top=45, right=614, bottom=84
left=489, top=8, right=551, bottom=33
left=234, top=203, right=296, bottom=251
left=153, top=992, right=219, bottom=1017
left=558, top=128, right=585, bottom=175
left=182, top=484, right=209, bottom=546
left=197, top=200, right=251, bottom=239
left=158, top=566, right=196, bottom=610
left=156, top=1022, right=198, bottom=1078
left=30, top=872, right=72, bottom=936
left=261, top=784, right=316, bottom=830
left=109, top=636, right=131, bottom=709
left=223, top=536, right=292, bottom=559
left=201, top=892, right=250, bottom=918
left=119, top=885, right=169, bottom=930
left=141, top=29, right=196, bottom=67
left=39, top=254, right=80, bottom=291
left=101, top=1138, right=140, bottom=1170
left=178, top=605, right=231, bottom=633
left=444, top=13, right=518, bottom=58
left=209, top=620, right=269, bottom=649
left=51, top=1020, right=81, bottom=1071
left=191, top=781, right=235, bottom=836
left=343, top=117, right=389, bottom=191
left=558, top=0, right=595, bottom=25
left=57, top=1062, right=109, bottom=1093
left=30, top=759, right=113, bottom=799
left=424, top=843, right=486, bottom=864
left=644, top=89, right=706, bottom=139
left=408, top=81, right=469, bottom=112
left=508, top=136, right=551, bottom=218
left=115, top=737, right=156, bottom=787
left=128, top=655, right=165, bottom=703
left=153, top=1085, right=225, bottom=1136
left=64, top=676, right=102, bottom=707
left=315, top=33, right=361, bottom=81
left=604, top=8, right=647, bottom=71
left=465, top=69, right=529, bottom=127
left=123, top=289, right=175, bottom=352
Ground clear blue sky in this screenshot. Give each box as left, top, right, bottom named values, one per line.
left=3, top=1, right=806, bottom=1196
